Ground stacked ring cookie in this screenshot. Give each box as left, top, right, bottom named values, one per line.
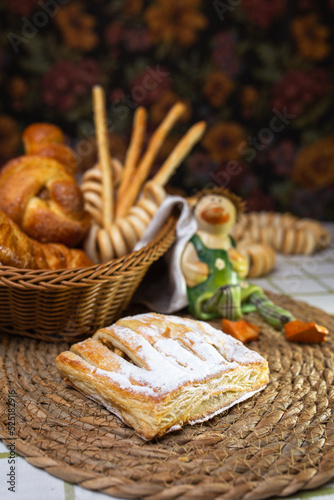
left=237, top=240, right=276, bottom=278
left=232, top=211, right=330, bottom=255
left=81, top=159, right=123, bottom=227
left=84, top=181, right=166, bottom=261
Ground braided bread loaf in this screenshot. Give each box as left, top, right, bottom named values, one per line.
left=22, top=122, right=78, bottom=175
left=232, top=211, right=330, bottom=255
left=30, top=143, right=78, bottom=175
left=22, top=123, right=64, bottom=152
left=0, top=155, right=90, bottom=247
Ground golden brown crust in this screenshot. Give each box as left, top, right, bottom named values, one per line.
left=238, top=240, right=276, bottom=277
left=22, top=123, right=64, bottom=153
left=116, top=102, right=186, bottom=218
left=0, top=155, right=90, bottom=247
left=115, top=106, right=147, bottom=218
left=92, top=86, right=114, bottom=228
left=0, top=209, right=93, bottom=269
left=31, top=143, right=78, bottom=175
left=55, top=313, right=269, bottom=440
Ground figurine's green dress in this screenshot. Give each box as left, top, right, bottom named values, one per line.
left=187, top=234, right=294, bottom=329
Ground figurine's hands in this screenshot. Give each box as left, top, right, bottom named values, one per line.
left=182, top=261, right=209, bottom=287
left=228, top=247, right=249, bottom=278
left=181, top=242, right=209, bottom=287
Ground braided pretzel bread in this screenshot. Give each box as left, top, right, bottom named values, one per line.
left=0, top=155, right=90, bottom=247
left=0, top=209, right=92, bottom=270
left=232, top=211, right=330, bottom=255
left=22, top=122, right=78, bottom=175
left=30, top=142, right=78, bottom=175
left=22, top=123, right=64, bottom=153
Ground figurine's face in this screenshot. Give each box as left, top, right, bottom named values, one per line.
left=194, top=195, right=237, bottom=234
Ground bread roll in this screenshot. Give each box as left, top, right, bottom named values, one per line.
left=22, top=123, right=64, bottom=153
left=0, top=210, right=92, bottom=270
left=31, top=143, right=78, bottom=175
left=0, top=155, right=90, bottom=247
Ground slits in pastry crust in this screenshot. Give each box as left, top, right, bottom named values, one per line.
left=55, top=313, right=269, bottom=440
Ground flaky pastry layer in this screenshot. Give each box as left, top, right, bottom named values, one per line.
left=55, top=313, right=269, bottom=440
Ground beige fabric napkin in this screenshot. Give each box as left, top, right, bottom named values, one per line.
left=134, top=195, right=197, bottom=313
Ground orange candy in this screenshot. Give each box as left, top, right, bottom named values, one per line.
left=222, top=318, right=260, bottom=343
left=284, top=320, right=328, bottom=343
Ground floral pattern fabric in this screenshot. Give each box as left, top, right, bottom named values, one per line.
left=0, top=0, right=333, bottom=219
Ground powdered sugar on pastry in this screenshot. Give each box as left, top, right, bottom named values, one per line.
left=55, top=313, right=269, bottom=440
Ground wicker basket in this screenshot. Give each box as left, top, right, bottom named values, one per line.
left=0, top=208, right=178, bottom=342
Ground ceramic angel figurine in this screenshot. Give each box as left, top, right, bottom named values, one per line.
left=181, top=188, right=328, bottom=343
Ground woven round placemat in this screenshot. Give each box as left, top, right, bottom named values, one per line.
left=0, top=293, right=333, bottom=500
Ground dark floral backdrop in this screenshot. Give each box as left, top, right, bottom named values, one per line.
left=0, top=0, right=333, bottom=219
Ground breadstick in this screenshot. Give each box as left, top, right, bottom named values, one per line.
left=153, top=121, right=207, bottom=186
left=116, top=107, right=147, bottom=218
left=117, top=102, right=187, bottom=217
left=93, top=85, right=113, bottom=228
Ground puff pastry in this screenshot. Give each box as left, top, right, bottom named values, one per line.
left=55, top=313, right=269, bottom=440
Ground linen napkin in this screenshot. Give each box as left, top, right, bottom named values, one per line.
left=134, top=195, right=197, bottom=313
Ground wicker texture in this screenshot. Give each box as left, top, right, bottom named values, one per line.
left=0, top=209, right=178, bottom=342
left=0, top=294, right=333, bottom=500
